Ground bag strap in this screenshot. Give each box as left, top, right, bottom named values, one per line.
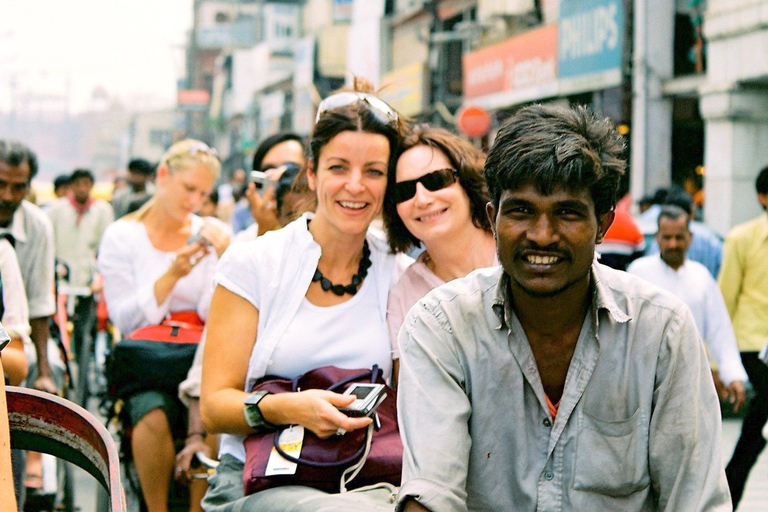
left=272, top=425, right=369, bottom=469
left=276, top=364, right=382, bottom=469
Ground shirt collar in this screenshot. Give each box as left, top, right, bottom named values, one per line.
left=0, top=202, right=29, bottom=244
left=491, top=261, right=632, bottom=330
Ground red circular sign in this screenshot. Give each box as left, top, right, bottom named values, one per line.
left=456, top=105, right=491, bottom=138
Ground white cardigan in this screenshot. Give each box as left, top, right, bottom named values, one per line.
left=215, top=213, right=411, bottom=461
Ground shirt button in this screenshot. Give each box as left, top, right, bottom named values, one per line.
left=544, top=471, right=554, bottom=481
left=268, top=360, right=273, bottom=365
left=543, top=418, right=552, bottom=427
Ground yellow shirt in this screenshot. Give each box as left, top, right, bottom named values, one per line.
left=718, top=213, right=768, bottom=352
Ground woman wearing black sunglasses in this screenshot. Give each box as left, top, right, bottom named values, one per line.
left=383, top=126, right=496, bottom=385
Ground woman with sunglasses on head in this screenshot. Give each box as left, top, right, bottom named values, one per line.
left=200, top=80, right=411, bottom=511
left=383, top=126, right=496, bottom=385
left=98, top=139, right=231, bottom=512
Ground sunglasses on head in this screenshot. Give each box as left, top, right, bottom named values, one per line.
left=166, top=142, right=218, bottom=167
left=393, top=168, right=459, bottom=204
left=315, top=92, right=399, bottom=125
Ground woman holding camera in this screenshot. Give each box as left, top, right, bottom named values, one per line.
left=383, top=126, right=496, bottom=383
left=200, top=81, right=411, bottom=510
left=98, top=139, right=230, bottom=512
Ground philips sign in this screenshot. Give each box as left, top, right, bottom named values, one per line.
left=558, top=0, right=624, bottom=93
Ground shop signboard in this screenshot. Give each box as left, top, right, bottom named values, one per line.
left=558, top=0, right=625, bottom=94
left=379, top=62, right=429, bottom=117
left=197, top=17, right=258, bottom=50
left=177, top=89, right=210, bottom=112
left=463, top=24, right=558, bottom=110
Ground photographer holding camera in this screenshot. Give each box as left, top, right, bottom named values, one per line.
left=231, top=133, right=306, bottom=239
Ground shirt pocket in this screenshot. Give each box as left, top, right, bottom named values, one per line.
left=573, top=407, right=650, bottom=497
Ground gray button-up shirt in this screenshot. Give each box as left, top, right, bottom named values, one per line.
left=396, top=263, right=730, bottom=512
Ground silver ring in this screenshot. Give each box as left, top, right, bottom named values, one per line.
left=189, top=256, right=198, bottom=265
left=335, top=427, right=346, bottom=436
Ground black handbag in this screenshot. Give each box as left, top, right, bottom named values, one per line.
left=106, top=312, right=203, bottom=399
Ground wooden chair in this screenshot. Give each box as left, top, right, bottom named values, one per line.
left=5, top=385, right=126, bottom=511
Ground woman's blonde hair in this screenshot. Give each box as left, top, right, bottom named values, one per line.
left=126, top=139, right=221, bottom=220
left=161, top=139, right=221, bottom=179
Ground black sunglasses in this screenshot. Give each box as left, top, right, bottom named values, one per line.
left=393, top=168, right=459, bottom=204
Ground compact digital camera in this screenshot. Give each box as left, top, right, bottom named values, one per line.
left=338, top=383, right=387, bottom=418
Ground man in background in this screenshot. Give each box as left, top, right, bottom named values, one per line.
left=0, top=139, right=57, bottom=509
left=720, top=165, right=768, bottom=507
left=111, top=158, right=155, bottom=219
left=46, top=168, right=113, bottom=362
left=627, top=204, right=746, bottom=411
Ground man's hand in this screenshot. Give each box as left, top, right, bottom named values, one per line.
left=727, top=380, right=746, bottom=413
left=175, top=434, right=211, bottom=484
left=245, top=183, right=280, bottom=235
left=30, top=316, right=58, bottom=395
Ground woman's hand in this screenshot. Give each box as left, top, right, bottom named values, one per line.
left=198, top=218, right=231, bottom=258
left=245, top=183, right=280, bottom=235
left=168, top=243, right=209, bottom=279
left=262, top=390, right=373, bottom=440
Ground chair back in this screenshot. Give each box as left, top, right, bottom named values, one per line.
left=5, top=386, right=126, bottom=511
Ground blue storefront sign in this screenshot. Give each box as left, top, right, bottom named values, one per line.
left=558, top=0, right=625, bottom=94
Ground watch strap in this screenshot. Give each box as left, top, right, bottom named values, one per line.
left=244, top=390, right=277, bottom=431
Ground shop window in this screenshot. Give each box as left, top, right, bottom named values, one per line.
left=674, top=5, right=706, bottom=76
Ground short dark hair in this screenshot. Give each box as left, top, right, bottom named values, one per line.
left=383, top=125, right=491, bottom=253
left=207, top=189, right=219, bottom=205
left=69, top=168, right=95, bottom=183
left=53, top=174, right=71, bottom=190
left=756, top=165, right=768, bottom=195
left=128, top=158, right=154, bottom=176
left=657, top=204, right=689, bottom=229
left=252, top=133, right=305, bottom=172
left=0, top=139, right=39, bottom=182
left=484, top=104, right=625, bottom=218
left=664, top=188, right=693, bottom=215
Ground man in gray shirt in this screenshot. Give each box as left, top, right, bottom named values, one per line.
left=396, top=105, right=730, bottom=511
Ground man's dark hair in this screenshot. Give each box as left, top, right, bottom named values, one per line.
left=208, top=189, right=219, bottom=205
left=128, top=158, right=154, bottom=176
left=0, top=139, right=39, bottom=181
left=69, top=168, right=95, bottom=183
left=657, top=204, right=690, bottom=229
left=756, top=165, right=768, bottom=195
left=53, top=174, right=71, bottom=190
left=252, top=132, right=305, bottom=172
left=484, top=104, right=625, bottom=218
left=383, top=125, right=491, bottom=253
left=664, top=188, right=693, bottom=215
left=651, top=188, right=669, bottom=205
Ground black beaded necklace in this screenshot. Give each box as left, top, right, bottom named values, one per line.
left=312, top=240, right=372, bottom=296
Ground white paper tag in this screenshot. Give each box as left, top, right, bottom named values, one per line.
left=265, top=425, right=304, bottom=476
